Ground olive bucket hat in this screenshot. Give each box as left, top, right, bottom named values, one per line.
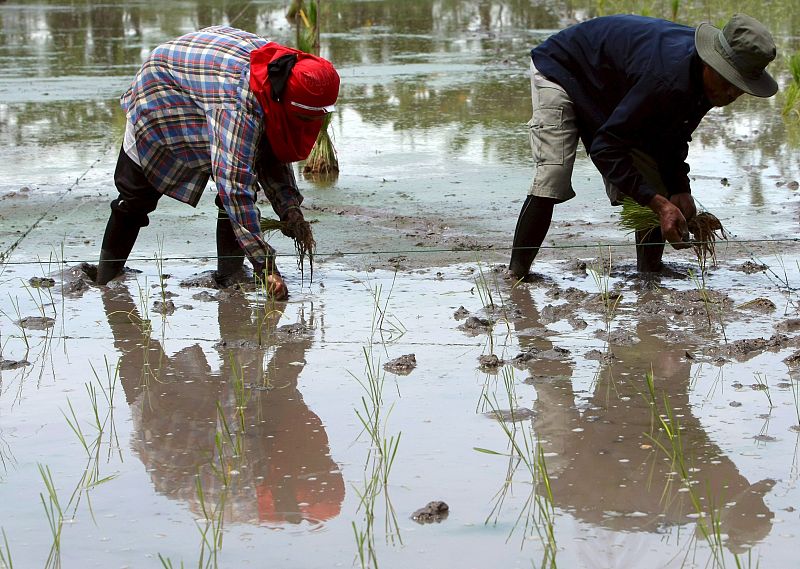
left=695, top=13, right=778, bottom=98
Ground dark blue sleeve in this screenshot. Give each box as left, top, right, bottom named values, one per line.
left=588, top=78, right=691, bottom=205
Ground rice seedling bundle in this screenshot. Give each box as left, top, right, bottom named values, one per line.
left=619, top=197, right=728, bottom=266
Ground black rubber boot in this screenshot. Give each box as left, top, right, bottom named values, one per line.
left=214, top=208, right=245, bottom=288
left=508, top=195, right=556, bottom=280
left=96, top=209, right=141, bottom=285
left=635, top=227, right=665, bottom=273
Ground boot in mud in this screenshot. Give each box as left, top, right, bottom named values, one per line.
left=96, top=209, right=141, bottom=285
left=213, top=208, right=246, bottom=288
left=635, top=227, right=665, bottom=273
left=508, top=195, right=555, bottom=281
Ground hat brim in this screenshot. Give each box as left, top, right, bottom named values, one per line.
left=695, top=23, right=778, bottom=98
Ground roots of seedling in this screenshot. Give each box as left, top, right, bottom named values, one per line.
left=619, top=198, right=728, bottom=267
left=687, top=212, right=728, bottom=267
left=260, top=217, right=317, bottom=282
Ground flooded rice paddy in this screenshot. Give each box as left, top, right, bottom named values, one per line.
left=2, top=1, right=800, bottom=567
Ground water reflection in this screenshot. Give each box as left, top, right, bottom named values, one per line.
left=1, top=1, right=796, bottom=166
left=528, top=317, right=775, bottom=555
left=101, top=286, right=344, bottom=527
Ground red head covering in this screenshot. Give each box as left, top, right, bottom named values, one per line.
left=250, top=43, right=340, bottom=163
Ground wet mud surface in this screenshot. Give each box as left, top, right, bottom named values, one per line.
left=3, top=1, right=800, bottom=568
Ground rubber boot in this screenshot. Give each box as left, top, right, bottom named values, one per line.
left=96, top=209, right=141, bottom=285
left=508, top=195, right=556, bottom=280
left=635, top=227, right=665, bottom=273
left=214, top=209, right=245, bottom=288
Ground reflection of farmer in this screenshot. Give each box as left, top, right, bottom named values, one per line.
left=532, top=321, right=774, bottom=554
left=509, top=14, right=777, bottom=278
left=95, top=26, right=340, bottom=299
left=102, top=288, right=344, bottom=526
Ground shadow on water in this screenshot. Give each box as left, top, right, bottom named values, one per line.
left=101, top=285, right=344, bottom=527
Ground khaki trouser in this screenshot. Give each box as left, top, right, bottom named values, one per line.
left=527, top=62, right=667, bottom=204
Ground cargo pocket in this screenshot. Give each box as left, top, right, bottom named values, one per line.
left=528, top=105, right=564, bottom=166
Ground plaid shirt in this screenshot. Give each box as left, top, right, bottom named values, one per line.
left=121, top=26, right=302, bottom=268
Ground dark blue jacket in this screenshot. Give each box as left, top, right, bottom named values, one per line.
left=532, top=15, right=712, bottom=205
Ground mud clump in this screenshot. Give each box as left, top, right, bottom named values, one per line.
left=595, top=329, right=639, bottom=346
left=585, top=349, right=615, bottom=363
left=739, top=298, right=777, bottom=312
left=478, top=354, right=502, bottom=371
left=383, top=354, right=417, bottom=375
left=411, top=501, right=449, bottom=524
left=734, top=261, right=769, bottom=274
left=776, top=319, right=800, bottom=333
left=1, top=358, right=30, bottom=370
left=484, top=407, right=535, bottom=422
left=29, top=276, right=55, bottom=288
left=709, top=334, right=792, bottom=362
left=459, top=315, right=493, bottom=334
left=453, top=306, right=470, bottom=320
left=19, top=316, right=55, bottom=330
left=153, top=300, right=176, bottom=315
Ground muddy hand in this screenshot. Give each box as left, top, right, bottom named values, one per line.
left=649, top=194, right=692, bottom=250
left=670, top=193, right=697, bottom=222
left=258, top=270, right=288, bottom=300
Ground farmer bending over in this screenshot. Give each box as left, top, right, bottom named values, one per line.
left=509, top=14, right=777, bottom=279
left=95, top=26, right=340, bottom=299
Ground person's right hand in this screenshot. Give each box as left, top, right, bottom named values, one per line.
left=648, top=194, right=692, bottom=250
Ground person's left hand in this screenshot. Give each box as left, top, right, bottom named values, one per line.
left=670, top=193, right=696, bottom=222
left=281, top=207, right=315, bottom=253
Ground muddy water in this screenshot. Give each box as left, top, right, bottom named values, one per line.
left=2, top=1, right=800, bottom=567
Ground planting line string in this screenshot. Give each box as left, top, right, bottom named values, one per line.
left=692, top=196, right=800, bottom=290
left=2, top=236, right=800, bottom=266
left=0, top=146, right=113, bottom=262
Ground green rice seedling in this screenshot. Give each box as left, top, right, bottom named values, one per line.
left=476, top=368, right=557, bottom=560
left=589, top=246, right=621, bottom=331
left=363, top=273, right=406, bottom=346
left=194, top=474, right=226, bottom=569
left=38, top=464, right=64, bottom=569
left=752, top=373, right=774, bottom=409
left=350, top=339, right=403, bottom=566
left=154, top=237, right=169, bottom=313
left=2, top=295, right=30, bottom=352
left=644, top=383, right=743, bottom=568
left=687, top=269, right=728, bottom=342
left=782, top=52, right=800, bottom=120
left=790, top=378, right=800, bottom=428
left=157, top=554, right=184, bottom=569
left=0, top=528, right=13, bottom=569
left=228, top=353, right=251, bottom=433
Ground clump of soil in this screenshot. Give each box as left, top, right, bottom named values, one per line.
left=540, top=303, right=573, bottom=324
left=383, top=354, right=417, bottom=375
left=776, top=319, right=800, bottom=333
left=411, top=501, right=449, bottom=524
left=595, top=328, right=639, bottom=346
left=585, top=349, right=616, bottom=363
left=18, top=316, right=55, bottom=330
left=478, top=354, right=502, bottom=371
left=458, top=315, right=494, bottom=334
left=734, top=261, right=769, bottom=274
left=484, top=407, right=536, bottom=422
left=708, top=334, right=793, bottom=362
left=153, top=300, right=176, bottom=315
left=29, top=277, right=55, bottom=288
left=1, top=358, right=30, bottom=370
left=453, top=306, right=470, bottom=320
left=738, top=298, right=777, bottom=312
